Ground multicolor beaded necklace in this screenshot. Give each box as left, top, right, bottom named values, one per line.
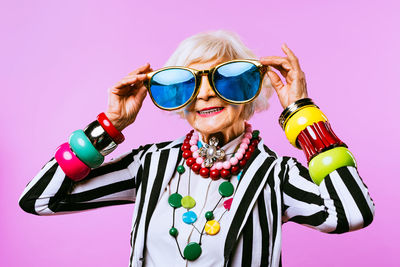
left=168, top=123, right=261, bottom=261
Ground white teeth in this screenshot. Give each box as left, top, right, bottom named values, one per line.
left=198, top=107, right=223, bottom=115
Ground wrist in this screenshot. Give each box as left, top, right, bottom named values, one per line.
left=98, top=113, right=125, bottom=143
left=54, top=112, right=124, bottom=182
left=279, top=100, right=357, bottom=185
left=104, top=112, right=126, bottom=132
left=279, top=98, right=317, bottom=130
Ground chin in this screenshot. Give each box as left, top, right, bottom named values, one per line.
left=194, top=117, right=228, bottom=133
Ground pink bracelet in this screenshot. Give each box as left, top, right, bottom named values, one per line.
left=55, top=142, right=91, bottom=181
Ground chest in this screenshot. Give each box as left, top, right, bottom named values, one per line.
left=146, top=173, right=240, bottom=266
left=130, top=149, right=280, bottom=267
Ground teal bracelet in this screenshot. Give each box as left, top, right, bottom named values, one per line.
left=69, top=129, right=104, bottom=168
left=308, top=146, right=357, bottom=185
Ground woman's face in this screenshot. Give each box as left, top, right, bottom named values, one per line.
left=183, top=59, right=246, bottom=142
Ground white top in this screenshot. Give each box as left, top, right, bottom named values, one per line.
left=146, top=132, right=245, bottom=267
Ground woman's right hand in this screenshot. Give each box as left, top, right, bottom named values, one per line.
left=105, top=63, right=153, bottom=132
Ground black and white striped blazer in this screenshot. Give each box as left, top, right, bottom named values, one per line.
left=19, top=135, right=375, bottom=267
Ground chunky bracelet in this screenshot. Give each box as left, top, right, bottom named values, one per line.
left=297, top=121, right=346, bottom=162
left=84, top=120, right=118, bottom=156
left=284, top=106, right=328, bottom=148
left=97, top=112, right=125, bottom=144
left=280, top=99, right=357, bottom=185
left=279, top=98, right=318, bottom=129
left=308, top=146, right=357, bottom=185
left=54, top=112, right=123, bottom=181
left=69, top=130, right=105, bottom=168
left=55, top=143, right=91, bottom=181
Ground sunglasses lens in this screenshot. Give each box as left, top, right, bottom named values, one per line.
left=213, top=62, right=261, bottom=102
left=150, top=69, right=196, bottom=109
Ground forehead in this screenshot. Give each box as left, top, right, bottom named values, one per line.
left=187, top=58, right=230, bottom=71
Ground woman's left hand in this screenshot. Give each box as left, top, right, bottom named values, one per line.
left=260, top=43, right=308, bottom=109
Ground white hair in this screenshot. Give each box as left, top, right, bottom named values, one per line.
left=164, top=30, right=274, bottom=120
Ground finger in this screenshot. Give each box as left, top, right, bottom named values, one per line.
left=137, top=66, right=153, bottom=75
left=266, top=69, right=285, bottom=91
left=269, top=65, right=288, bottom=79
left=112, top=84, right=144, bottom=96
left=116, top=74, right=149, bottom=89
left=122, top=74, right=148, bottom=83
left=281, top=43, right=301, bottom=70
left=132, top=86, right=148, bottom=103
left=260, top=57, right=290, bottom=78
left=115, top=85, right=147, bottom=104
left=114, top=77, right=139, bottom=89
left=259, top=57, right=292, bottom=71
left=128, top=63, right=151, bottom=75
left=135, top=73, right=149, bottom=81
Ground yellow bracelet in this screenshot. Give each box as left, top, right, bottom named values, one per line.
left=284, top=106, right=328, bottom=148
left=308, top=146, right=357, bottom=185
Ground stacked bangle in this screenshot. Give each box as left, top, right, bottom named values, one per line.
left=280, top=98, right=357, bottom=185
left=84, top=120, right=118, bottom=156
left=279, top=98, right=318, bottom=130
left=54, top=112, right=123, bottom=181
left=308, top=147, right=356, bottom=185
left=55, top=143, right=91, bottom=181
left=69, top=130, right=105, bottom=168
left=284, top=106, right=328, bottom=148
left=296, top=121, right=346, bottom=162
left=97, top=112, right=125, bottom=144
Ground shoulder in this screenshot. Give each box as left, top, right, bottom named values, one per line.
left=257, top=140, right=308, bottom=182
left=257, top=139, right=304, bottom=167
left=130, top=135, right=185, bottom=159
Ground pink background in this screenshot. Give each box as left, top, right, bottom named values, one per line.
left=1, top=0, right=398, bottom=266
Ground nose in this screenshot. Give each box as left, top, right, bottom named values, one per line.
left=196, top=74, right=216, bottom=101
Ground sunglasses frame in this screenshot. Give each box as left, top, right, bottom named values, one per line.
left=144, top=59, right=269, bottom=111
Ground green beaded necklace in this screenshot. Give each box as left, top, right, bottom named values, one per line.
left=167, top=129, right=260, bottom=261
left=168, top=157, right=238, bottom=261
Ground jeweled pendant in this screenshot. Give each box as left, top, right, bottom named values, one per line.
left=199, top=136, right=225, bottom=167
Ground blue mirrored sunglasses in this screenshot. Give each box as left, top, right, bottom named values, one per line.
left=144, top=59, right=268, bottom=110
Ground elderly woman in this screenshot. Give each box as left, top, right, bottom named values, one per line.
left=19, top=30, right=375, bottom=267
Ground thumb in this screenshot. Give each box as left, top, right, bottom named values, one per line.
left=132, top=86, right=148, bottom=104
left=267, top=70, right=285, bottom=92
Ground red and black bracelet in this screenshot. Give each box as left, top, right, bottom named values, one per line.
left=297, top=121, right=346, bottom=162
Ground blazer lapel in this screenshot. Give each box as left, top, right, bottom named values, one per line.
left=223, top=140, right=277, bottom=265
left=132, top=146, right=182, bottom=266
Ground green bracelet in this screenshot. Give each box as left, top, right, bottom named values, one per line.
left=69, top=129, right=104, bottom=168
left=308, top=146, right=357, bottom=185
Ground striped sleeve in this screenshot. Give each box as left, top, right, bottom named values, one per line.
left=18, top=143, right=161, bottom=216
left=280, top=157, right=375, bottom=233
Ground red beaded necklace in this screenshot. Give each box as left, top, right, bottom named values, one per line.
left=168, top=125, right=261, bottom=261
left=181, top=124, right=260, bottom=180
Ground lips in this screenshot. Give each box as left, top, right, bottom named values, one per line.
left=197, top=107, right=225, bottom=117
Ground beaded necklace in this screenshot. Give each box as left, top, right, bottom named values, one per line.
left=168, top=124, right=261, bottom=261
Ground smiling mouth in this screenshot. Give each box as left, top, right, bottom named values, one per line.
left=197, top=107, right=225, bottom=117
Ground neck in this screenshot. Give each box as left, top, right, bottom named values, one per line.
left=199, top=122, right=245, bottom=146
